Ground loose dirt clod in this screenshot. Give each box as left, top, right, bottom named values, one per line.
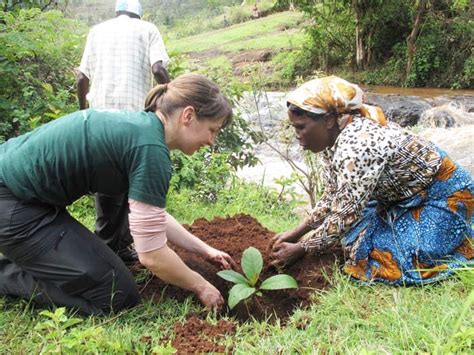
left=161, top=315, right=235, bottom=354
left=135, top=214, right=343, bottom=322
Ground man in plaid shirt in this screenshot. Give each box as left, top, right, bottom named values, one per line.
left=77, top=0, right=170, bottom=263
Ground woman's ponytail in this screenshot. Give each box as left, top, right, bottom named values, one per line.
left=144, top=83, right=168, bottom=112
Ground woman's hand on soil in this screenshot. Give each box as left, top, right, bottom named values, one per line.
left=271, top=230, right=300, bottom=250
left=204, top=247, right=238, bottom=270
left=195, top=282, right=224, bottom=311
left=270, top=241, right=305, bottom=269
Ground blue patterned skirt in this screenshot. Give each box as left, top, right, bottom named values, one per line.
left=343, top=150, right=473, bottom=285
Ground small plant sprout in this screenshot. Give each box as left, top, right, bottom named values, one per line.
left=217, top=246, right=298, bottom=309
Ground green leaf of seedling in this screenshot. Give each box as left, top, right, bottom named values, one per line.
left=241, top=247, right=263, bottom=286
left=228, top=284, right=256, bottom=309
left=260, top=274, right=298, bottom=290
left=217, top=269, right=249, bottom=285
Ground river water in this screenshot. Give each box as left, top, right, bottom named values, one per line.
left=363, top=85, right=474, bottom=98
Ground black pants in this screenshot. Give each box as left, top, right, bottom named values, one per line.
left=95, top=193, right=133, bottom=252
left=0, top=185, right=139, bottom=315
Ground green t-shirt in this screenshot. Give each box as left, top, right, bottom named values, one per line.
left=0, top=109, right=172, bottom=208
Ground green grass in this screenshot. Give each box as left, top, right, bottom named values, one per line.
left=206, top=55, right=233, bottom=71
left=167, top=11, right=305, bottom=54
left=1, top=183, right=473, bottom=353
left=219, top=30, right=307, bottom=53
left=1, top=265, right=472, bottom=353
left=235, top=272, right=473, bottom=353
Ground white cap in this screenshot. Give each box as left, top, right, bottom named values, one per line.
left=115, top=0, right=143, bottom=17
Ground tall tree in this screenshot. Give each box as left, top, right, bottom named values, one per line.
left=405, top=0, right=428, bottom=79
left=351, top=0, right=366, bottom=69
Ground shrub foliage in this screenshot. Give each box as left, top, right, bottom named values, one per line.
left=0, top=9, right=86, bottom=142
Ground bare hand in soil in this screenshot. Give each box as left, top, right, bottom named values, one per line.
left=196, top=282, right=224, bottom=311
left=270, top=241, right=306, bottom=269
left=204, top=247, right=238, bottom=270
left=271, top=230, right=300, bottom=250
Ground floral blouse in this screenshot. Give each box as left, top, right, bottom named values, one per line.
left=300, top=114, right=442, bottom=253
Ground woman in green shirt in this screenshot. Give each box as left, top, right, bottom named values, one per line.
left=0, top=74, right=236, bottom=315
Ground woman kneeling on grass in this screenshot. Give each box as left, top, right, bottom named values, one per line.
left=0, top=74, right=236, bottom=315
left=271, top=76, right=473, bottom=285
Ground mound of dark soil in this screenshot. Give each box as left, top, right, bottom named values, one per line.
left=134, top=214, right=343, bottom=322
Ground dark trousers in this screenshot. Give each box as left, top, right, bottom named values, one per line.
left=94, top=193, right=133, bottom=252
left=0, top=185, right=139, bottom=315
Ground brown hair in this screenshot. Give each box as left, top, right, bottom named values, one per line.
left=145, top=74, right=233, bottom=128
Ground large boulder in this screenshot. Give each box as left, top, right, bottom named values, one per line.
left=365, top=94, right=474, bottom=127
left=365, top=94, right=432, bottom=126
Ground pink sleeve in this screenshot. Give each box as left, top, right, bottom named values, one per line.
left=128, top=198, right=167, bottom=253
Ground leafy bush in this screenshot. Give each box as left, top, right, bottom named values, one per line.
left=0, top=9, right=86, bottom=142
left=458, top=56, right=474, bottom=90
left=406, top=10, right=473, bottom=88
left=273, top=48, right=316, bottom=85
left=170, top=149, right=234, bottom=202
left=361, top=42, right=407, bottom=86
left=203, top=59, right=263, bottom=169
left=228, top=6, right=249, bottom=24
left=217, top=246, right=298, bottom=309
left=298, top=1, right=354, bottom=71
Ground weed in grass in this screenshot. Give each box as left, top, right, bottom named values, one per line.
left=33, top=307, right=130, bottom=353
left=151, top=342, right=177, bottom=354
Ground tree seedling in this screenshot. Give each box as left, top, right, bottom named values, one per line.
left=217, top=246, right=298, bottom=309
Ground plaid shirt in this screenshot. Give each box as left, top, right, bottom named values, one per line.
left=79, top=15, right=169, bottom=111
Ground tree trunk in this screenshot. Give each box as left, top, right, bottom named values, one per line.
left=366, top=28, right=373, bottom=66
left=352, top=0, right=366, bottom=70
left=406, top=0, right=428, bottom=79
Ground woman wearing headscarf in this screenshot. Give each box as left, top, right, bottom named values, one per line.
left=271, top=76, right=473, bottom=285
